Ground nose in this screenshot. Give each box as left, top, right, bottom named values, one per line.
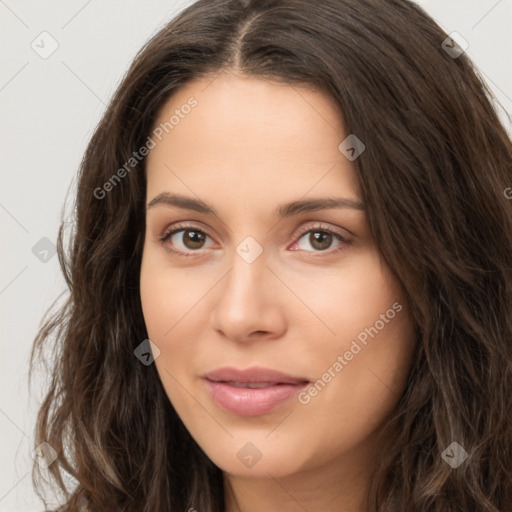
left=209, top=247, right=287, bottom=343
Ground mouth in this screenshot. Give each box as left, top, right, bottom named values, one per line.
left=203, top=366, right=310, bottom=416
left=216, top=381, right=296, bottom=388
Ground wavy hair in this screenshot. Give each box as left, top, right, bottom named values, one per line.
left=29, top=0, right=512, bottom=510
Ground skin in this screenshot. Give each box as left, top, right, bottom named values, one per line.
left=140, top=69, right=417, bottom=512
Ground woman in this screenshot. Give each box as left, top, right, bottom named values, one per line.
left=30, top=0, right=512, bottom=510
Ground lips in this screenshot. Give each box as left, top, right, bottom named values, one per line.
left=203, top=366, right=310, bottom=416
left=222, top=381, right=280, bottom=389
left=204, top=366, right=309, bottom=385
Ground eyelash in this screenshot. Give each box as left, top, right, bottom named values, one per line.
left=158, top=222, right=351, bottom=258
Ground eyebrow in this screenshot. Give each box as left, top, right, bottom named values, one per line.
left=146, top=192, right=366, bottom=217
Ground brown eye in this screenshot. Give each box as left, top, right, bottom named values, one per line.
left=180, top=230, right=206, bottom=249
left=291, top=224, right=351, bottom=256
left=309, top=231, right=333, bottom=251
left=160, top=225, right=214, bottom=255
left=295, top=229, right=343, bottom=252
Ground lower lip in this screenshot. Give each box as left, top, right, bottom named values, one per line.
left=204, top=380, right=308, bottom=416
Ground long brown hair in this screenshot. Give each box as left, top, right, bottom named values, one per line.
left=29, top=0, right=512, bottom=510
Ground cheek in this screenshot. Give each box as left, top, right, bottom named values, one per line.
left=293, top=249, right=415, bottom=434
left=140, top=244, right=209, bottom=339
left=140, top=257, right=197, bottom=413
left=306, top=313, right=415, bottom=454
left=139, top=245, right=214, bottom=393
left=277, top=246, right=402, bottom=343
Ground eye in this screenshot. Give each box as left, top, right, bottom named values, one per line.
left=158, top=222, right=351, bottom=258
left=291, top=224, right=350, bottom=255
left=159, top=223, right=215, bottom=256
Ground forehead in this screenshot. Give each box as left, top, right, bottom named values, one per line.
left=146, top=71, right=363, bottom=212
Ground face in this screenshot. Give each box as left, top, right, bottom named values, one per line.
left=140, top=70, right=416, bottom=479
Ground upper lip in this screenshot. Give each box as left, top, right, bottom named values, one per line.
left=203, top=366, right=310, bottom=385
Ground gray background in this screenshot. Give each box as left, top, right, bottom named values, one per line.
left=1, top=1, right=511, bottom=510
